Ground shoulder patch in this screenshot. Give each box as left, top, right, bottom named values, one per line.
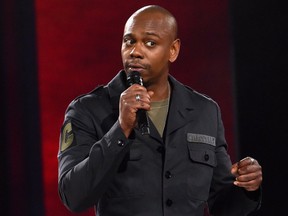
left=60, top=121, right=74, bottom=152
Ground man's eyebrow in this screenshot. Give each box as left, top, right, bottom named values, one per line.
left=145, top=32, right=161, bottom=38
left=123, top=33, right=133, bottom=38
left=123, top=32, right=161, bottom=38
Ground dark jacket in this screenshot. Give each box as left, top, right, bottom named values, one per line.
left=58, top=70, right=260, bottom=216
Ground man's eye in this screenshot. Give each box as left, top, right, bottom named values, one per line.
left=146, top=41, right=156, bottom=47
left=124, top=38, right=134, bottom=46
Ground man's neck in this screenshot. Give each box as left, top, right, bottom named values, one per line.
left=149, top=81, right=170, bottom=102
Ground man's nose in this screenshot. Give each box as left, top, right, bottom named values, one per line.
left=129, top=43, right=143, bottom=58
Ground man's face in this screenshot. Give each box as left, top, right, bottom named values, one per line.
left=121, top=12, right=176, bottom=87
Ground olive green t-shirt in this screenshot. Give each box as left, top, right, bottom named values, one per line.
left=148, top=98, right=169, bottom=137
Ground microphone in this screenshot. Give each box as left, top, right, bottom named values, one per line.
left=127, top=71, right=150, bottom=135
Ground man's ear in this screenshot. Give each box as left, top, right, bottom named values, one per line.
left=169, top=39, right=181, bottom=63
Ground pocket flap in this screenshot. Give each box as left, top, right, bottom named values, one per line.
left=188, top=145, right=217, bottom=167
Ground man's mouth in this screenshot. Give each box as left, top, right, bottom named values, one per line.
left=126, top=63, right=145, bottom=72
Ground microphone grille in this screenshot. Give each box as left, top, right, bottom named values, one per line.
left=127, top=71, right=143, bottom=86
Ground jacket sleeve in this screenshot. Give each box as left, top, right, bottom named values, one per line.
left=57, top=98, right=133, bottom=212
left=208, top=103, right=261, bottom=215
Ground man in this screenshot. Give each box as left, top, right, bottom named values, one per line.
left=58, top=5, right=262, bottom=216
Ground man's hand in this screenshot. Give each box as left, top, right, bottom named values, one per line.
left=118, top=84, right=154, bottom=137
left=231, top=157, right=262, bottom=191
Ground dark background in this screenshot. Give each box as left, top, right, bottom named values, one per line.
left=231, top=1, right=287, bottom=215
left=1, top=0, right=287, bottom=215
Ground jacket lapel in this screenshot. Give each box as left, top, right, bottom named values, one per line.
left=165, top=76, right=196, bottom=136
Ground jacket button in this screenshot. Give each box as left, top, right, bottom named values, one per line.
left=204, top=153, right=209, bottom=161
left=166, top=199, right=173, bottom=207
left=165, top=171, right=172, bottom=179
left=117, top=139, right=125, bottom=147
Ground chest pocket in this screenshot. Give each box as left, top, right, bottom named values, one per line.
left=107, top=142, right=144, bottom=199
left=186, top=142, right=217, bottom=201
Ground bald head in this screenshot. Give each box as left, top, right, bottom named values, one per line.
left=125, top=5, right=178, bottom=41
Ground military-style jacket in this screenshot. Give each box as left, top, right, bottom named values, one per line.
left=58, top=70, right=260, bottom=216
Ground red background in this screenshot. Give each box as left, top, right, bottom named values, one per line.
left=35, top=1, right=234, bottom=215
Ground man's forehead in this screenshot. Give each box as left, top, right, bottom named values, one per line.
left=124, top=13, right=169, bottom=35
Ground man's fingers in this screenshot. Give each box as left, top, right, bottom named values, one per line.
left=234, top=174, right=262, bottom=191
left=238, top=156, right=257, bottom=168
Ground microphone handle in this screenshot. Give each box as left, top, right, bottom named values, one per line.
left=126, top=71, right=150, bottom=135
left=137, top=109, right=150, bottom=135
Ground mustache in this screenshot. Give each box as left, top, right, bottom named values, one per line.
left=124, top=61, right=150, bottom=70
